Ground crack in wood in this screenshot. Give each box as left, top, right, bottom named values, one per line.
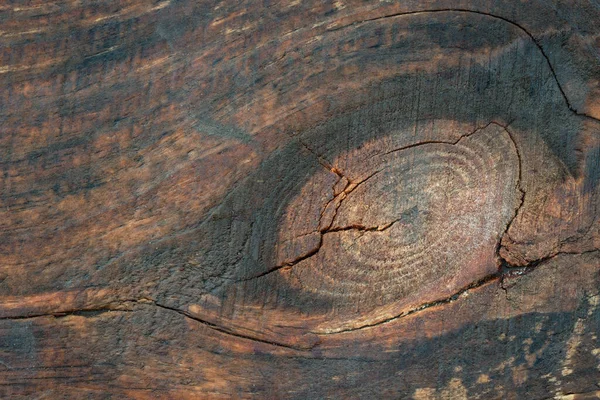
left=245, top=121, right=521, bottom=282
left=376, top=121, right=499, bottom=157
left=238, top=168, right=384, bottom=281
left=500, top=249, right=600, bottom=291
left=326, top=8, right=600, bottom=124
left=2, top=250, right=597, bottom=347
left=324, top=219, right=401, bottom=234
left=313, top=250, right=600, bottom=335
left=5, top=121, right=578, bottom=344
left=494, top=121, right=527, bottom=270
left=149, top=301, right=316, bottom=351
left=0, top=300, right=144, bottom=321
left=0, top=298, right=317, bottom=352
left=312, top=273, right=502, bottom=335
left=239, top=120, right=593, bottom=335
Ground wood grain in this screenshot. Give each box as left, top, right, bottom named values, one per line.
left=1, top=1, right=599, bottom=398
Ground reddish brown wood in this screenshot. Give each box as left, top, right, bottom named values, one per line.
left=0, top=1, right=599, bottom=398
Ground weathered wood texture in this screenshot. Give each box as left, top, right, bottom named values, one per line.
left=1, top=1, right=599, bottom=398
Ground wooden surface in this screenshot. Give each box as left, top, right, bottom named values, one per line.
left=1, top=1, right=599, bottom=398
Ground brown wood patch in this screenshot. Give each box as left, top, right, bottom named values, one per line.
left=1, top=1, right=599, bottom=398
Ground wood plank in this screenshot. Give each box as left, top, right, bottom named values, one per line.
left=1, top=1, right=598, bottom=398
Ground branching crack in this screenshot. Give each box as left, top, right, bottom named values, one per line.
left=240, top=168, right=388, bottom=282
left=242, top=118, right=595, bottom=334
left=244, top=121, right=524, bottom=283
left=319, top=168, right=383, bottom=230
left=233, top=119, right=595, bottom=334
